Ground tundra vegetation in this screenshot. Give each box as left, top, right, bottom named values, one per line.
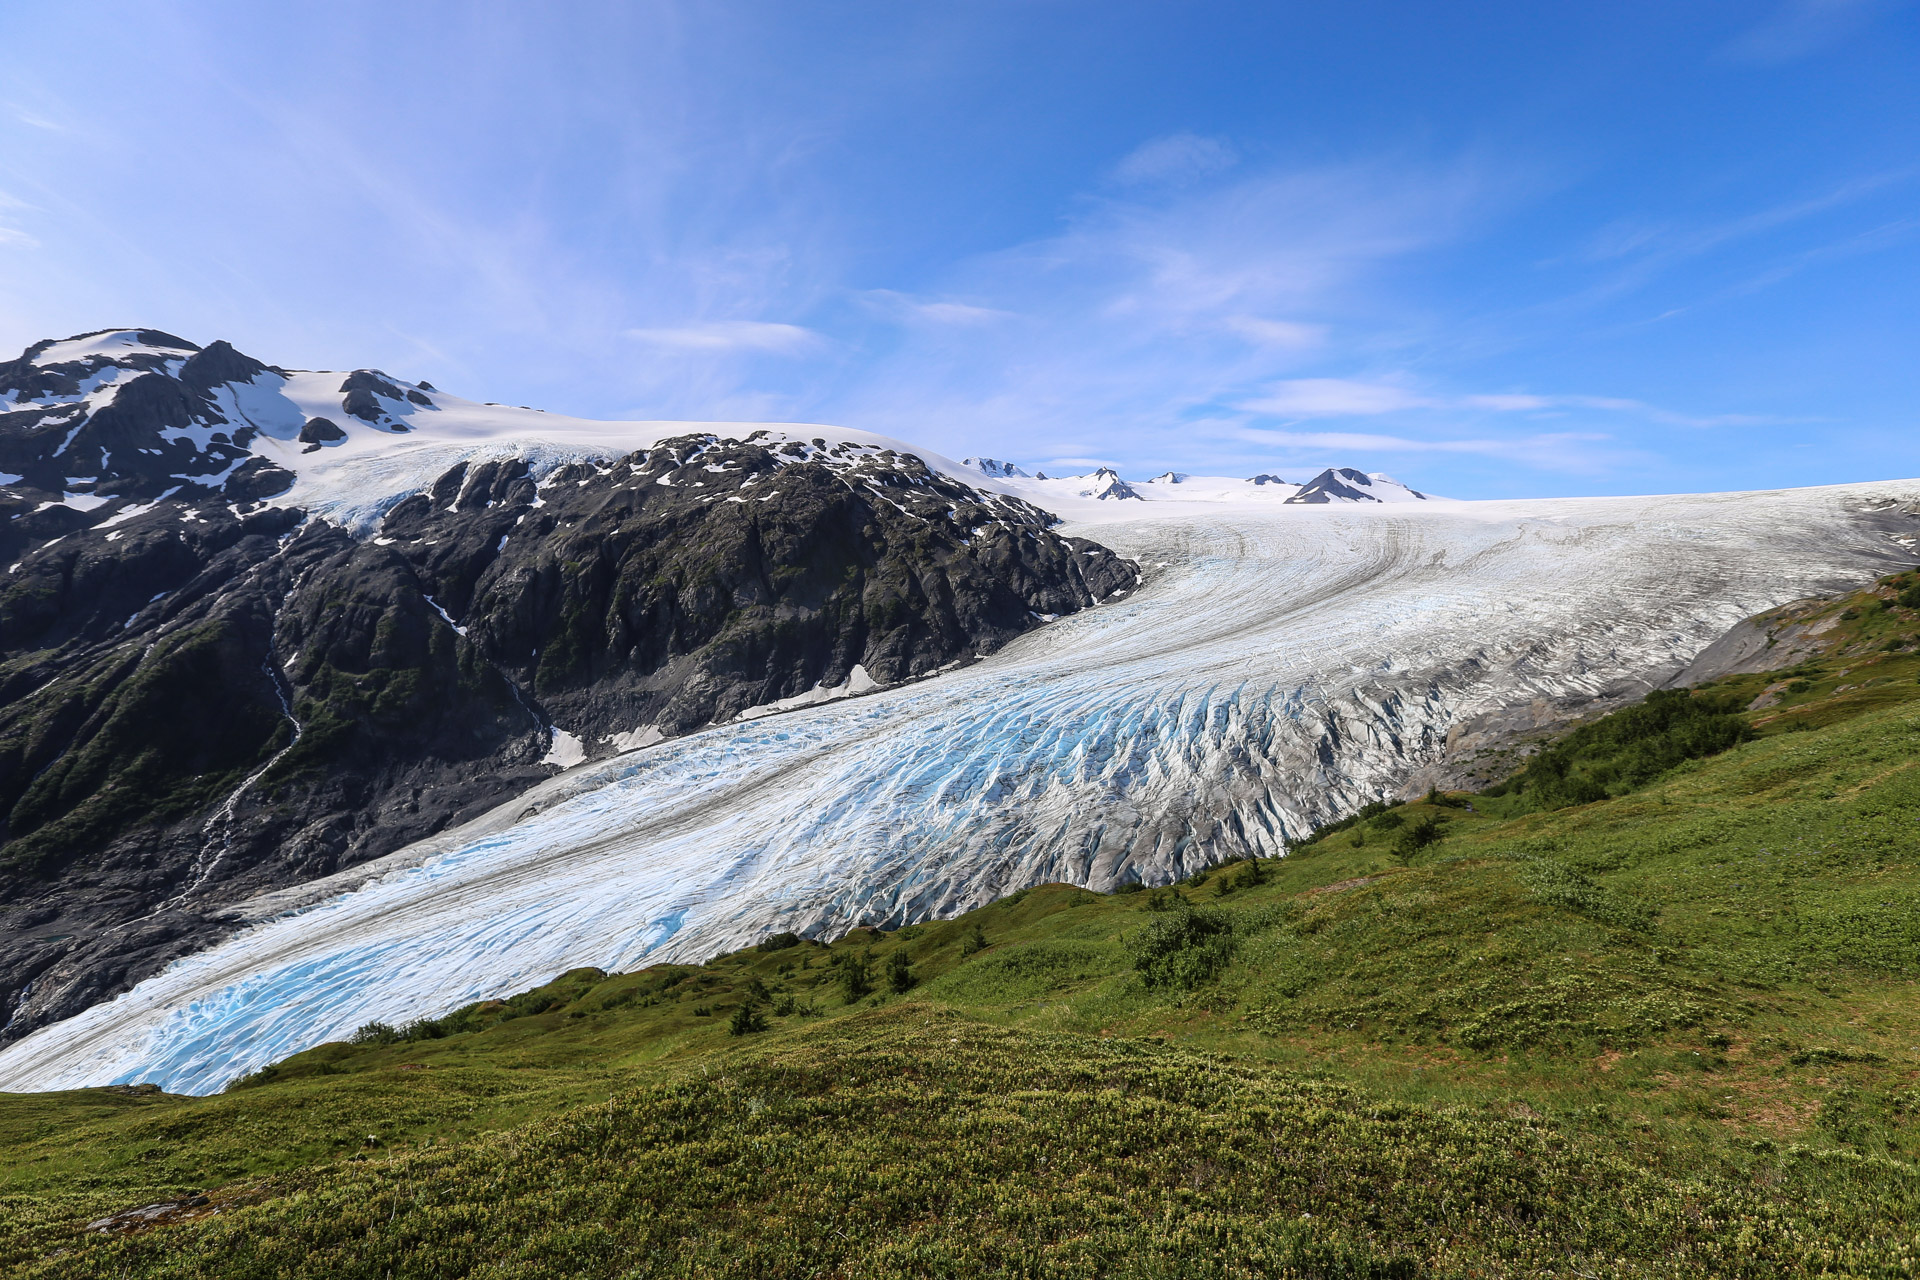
left=6, top=574, right=1920, bottom=1276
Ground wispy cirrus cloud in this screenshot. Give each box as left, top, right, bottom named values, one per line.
left=1219, top=315, right=1326, bottom=348
left=1239, top=378, right=1791, bottom=429
left=1230, top=425, right=1623, bottom=472
left=1235, top=425, right=1604, bottom=455
left=837, top=151, right=1503, bottom=461
left=623, top=320, right=823, bottom=353
left=1720, top=0, right=1900, bottom=65
left=860, top=289, right=1012, bottom=326
left=1110, top=132, right=1239, bottom=187
left=1239, top=378, right=1428, bottom=416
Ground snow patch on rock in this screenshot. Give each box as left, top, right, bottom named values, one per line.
left=735, top=664, right=881, bottom=722
left=540, top=729, right=586, bottom=768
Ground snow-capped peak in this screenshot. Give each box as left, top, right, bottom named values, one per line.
left=1, top=329, right=1444, bottom=535
left=1285, top=467, right=1429, bottom=505
left=28, top=328, right=200, bottom=367
left=1080, top=467, right=1141, bottom=501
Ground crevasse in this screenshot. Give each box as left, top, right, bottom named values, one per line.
left=0, top=485, right=1911, bottom=1094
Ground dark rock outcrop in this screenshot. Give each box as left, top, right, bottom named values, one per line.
left=0, top=333, right=1137, bottom=1046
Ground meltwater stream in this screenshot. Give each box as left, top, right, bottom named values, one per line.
left=1, top=484, right=1913, bottom=1093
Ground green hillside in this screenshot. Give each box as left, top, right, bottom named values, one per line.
left=6, top=573, right=1920, bottom=1277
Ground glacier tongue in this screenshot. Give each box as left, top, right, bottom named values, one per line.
left=1, top=483, right=1915, bottom=1094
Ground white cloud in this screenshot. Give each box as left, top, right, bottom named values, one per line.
left=1721, top=0, right=1893, bottom=64
left=1221, top=316, right=1325, bottom=348
left=907, top=301, right=1008, bottom=325
left=1236, top=381, right=1783, bottom=430
left=1239, top=378, right=1429, bottom=416
left=7, top=106, right=66, bottom=133
left=833, top=156, right=1499, bottom=461
left=862, top=290, right=1011, bottom=325
left=1461, top=393, right=1552, bottom=411
left=1111, top=133, right=1239, bottom=187
left=1235, top=425, right=1601, bottom=453
left=1232, top=426, right=1617, bottom=471
left=623, top=320, right=823, bottom=353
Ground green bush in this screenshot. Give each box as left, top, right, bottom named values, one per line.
left=728, top=1003, right=767, bottom=1036
left=1128, top=905, right=1235, bottom=991
left=960, top=922, right=989, bottom=957
left=1498, top=688, right=1753, bottom=810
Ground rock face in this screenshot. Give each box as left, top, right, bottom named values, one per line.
left=963, top=457, right=1028, bottom=479
left=0, top=332, right=1136, bottom=1045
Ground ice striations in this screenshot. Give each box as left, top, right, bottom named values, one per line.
left=1, top=482, right=1915, bottom=1094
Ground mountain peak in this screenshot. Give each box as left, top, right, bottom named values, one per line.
left=1080, top=466, right=1141, bottom=501
left=1285, top=466, right=1429, bottom=505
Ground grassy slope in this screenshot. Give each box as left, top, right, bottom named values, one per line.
left=6, top=575, right=1920, bottom=1277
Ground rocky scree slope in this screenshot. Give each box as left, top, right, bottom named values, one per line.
left=0, top=330, right=1134, bottom=1046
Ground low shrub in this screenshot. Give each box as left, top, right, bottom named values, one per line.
left=1128, top=905, right=1236, bottom=991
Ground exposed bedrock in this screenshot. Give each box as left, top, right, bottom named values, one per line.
left=0, top=433, right=1131, bottom=1046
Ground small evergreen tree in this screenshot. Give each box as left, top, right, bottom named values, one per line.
left=840, top=954, right=873, bottom=1001
left=728, top=1002, right=767, bottom=1036
left=1391, top=815, right=1443, bottom=863
left=886, top=949, right=914, bottom=994
left=960, top=922, right=989, bottom=957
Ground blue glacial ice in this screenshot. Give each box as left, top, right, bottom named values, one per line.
left=0, top=484, right=1914, bottom=1094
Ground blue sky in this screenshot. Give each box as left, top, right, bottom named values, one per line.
left=0, top=1, right=1915, bottom=498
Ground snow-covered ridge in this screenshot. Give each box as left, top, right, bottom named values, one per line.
left=4, top=330, right=1433, bottom=535
left=2, top=329, right=1062, bottom=536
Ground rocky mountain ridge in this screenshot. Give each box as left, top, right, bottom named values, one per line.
left=0, top=330, right=1137, bottom=1045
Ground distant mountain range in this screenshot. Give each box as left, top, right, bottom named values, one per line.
left=961, top=458, right=1437, bottom=506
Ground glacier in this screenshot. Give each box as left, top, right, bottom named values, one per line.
left=0, top=480, right=1915, bottom=1095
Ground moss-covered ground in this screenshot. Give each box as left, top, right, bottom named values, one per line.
left=7, top=573, right=1920, bottom=1277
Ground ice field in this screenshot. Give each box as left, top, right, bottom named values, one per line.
left=2, top=479, right=1915, bottom=1094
